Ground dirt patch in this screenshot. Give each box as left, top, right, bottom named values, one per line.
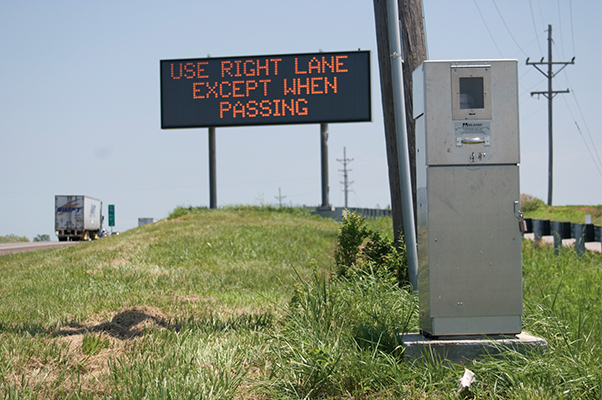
left=176, top=294, right=217, bottom=303
left=6, top=306, right=179, bottom=393
left=58, top=305, right=174, bottom=339
left=111, top=258, right=128, bottom=266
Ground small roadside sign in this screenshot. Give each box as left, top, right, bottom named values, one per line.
left=108, top=205, right=115, bottom=227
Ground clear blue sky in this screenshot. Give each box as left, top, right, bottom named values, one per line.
left=1, top=0, right=600, bottom=240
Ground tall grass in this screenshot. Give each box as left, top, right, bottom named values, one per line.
left=268, top=269, right=418, bottom=399
left=0, top=207, right=600, bottom=398
left=521, top=241, right=601, bottom=398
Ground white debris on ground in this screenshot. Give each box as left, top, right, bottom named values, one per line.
left=457, top=368, right=475, bottom=394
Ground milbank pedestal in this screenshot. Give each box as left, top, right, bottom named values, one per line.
left=401, top=332, right=548, bottom=364
left=406, top=60, right=547, bottom=363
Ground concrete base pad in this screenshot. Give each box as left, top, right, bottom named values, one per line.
left=401, top=332, right=548, bottom=364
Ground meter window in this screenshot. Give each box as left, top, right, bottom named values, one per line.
left=459, top=77, right=484, bottom=109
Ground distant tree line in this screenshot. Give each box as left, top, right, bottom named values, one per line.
left=0, top=234, right=50, bottom=243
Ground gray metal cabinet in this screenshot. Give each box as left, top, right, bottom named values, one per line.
left=414, top=60, right=522, bottom=336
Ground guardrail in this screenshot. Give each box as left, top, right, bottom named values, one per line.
left=344, top=207, right=392, bottom=219
left=309, top=206, right=392, bottom=221
left=524, top=218, right=601, bottom=255
left=310, top=207, right=601, bottom=256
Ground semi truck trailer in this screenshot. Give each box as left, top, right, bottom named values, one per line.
left=55, top=195, right=103, bottom=241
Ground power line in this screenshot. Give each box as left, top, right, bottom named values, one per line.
left=536, top=0, right=546, bottom=30
left=491, top=0, right=530, bottom=57
left=573, top=121, right=602, bottom=177
left=528, top=0, right=544, bottom=55
left=549, top=38, right=602, bottom=173
left=553, top=45, right=601, bottom=164
left=569, top=0, right=576, bottom=56
left=472, top=0, right=504, bottom=58
left=556, top=74, right=602, bottom=174
left=567, top=89, right=602, bottom=170
left=556, top=0, right=565, bottom=59
left=520, top=103, right=547, bottom=121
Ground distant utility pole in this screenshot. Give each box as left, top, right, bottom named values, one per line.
left=337, top=147, right=354, bottom=208
left=274, top=187, right=286, bottom=207
left=527, top=24, right=575, bottom=206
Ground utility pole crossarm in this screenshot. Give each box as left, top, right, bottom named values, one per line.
left=526, top=57, right=575, bottom=78
left=530, top=89, right=570, bottom=99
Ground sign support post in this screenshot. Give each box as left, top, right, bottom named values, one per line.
left=319, top=123, right=331, bottom=210
left=209, top=127, right=217, bottom=209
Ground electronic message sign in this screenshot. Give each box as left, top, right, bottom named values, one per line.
left=160, top=51, right=371, bottom=129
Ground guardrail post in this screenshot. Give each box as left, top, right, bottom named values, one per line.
left=551, top=221, right=571, bottom=255
left=532, top=220, right=543, bottom=243
left=573, top=223, right=586, bottom=256
left=597, top=226, right=602, bottom=260
left=541, top=220, right=551, bottom=236
left=551, top=221, right=562, bottom=254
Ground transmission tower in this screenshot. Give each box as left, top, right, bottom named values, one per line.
left=274, top=187, right=286, bottom=207
left=337, top=147, right=354, bottom=208
left=526, top=24, right=575, bottom=206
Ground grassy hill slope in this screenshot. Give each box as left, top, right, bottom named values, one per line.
left=0, top=207, right=339, bottom=398
left=521, top=195, right=602, bottom=225
left=0, top=207, right=338, bottom=330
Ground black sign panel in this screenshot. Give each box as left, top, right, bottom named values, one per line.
left=160, top=51, right=371, bottom=129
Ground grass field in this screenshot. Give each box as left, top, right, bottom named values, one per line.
left=0, top=206, right=600, bottom=399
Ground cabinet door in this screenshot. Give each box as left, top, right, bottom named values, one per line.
left=427, top=165, right=522, bottom=320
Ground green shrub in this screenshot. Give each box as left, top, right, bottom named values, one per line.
left=362, top=230, right=408, bottom=283
left=33, top=234, right=50, bottom=242
left=168, top=206, right=207, bottom=219
left=334, top=211, right=368, bottom=275
left=521, top=193, right=545, bottom=212
left=0, top=234, right=29, bottom=243
left=334, top=211, right=408, bottom=284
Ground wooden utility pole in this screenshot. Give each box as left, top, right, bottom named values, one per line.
left=527, top=24, right=574, bottom=206
left=373, top=0, right=427, bottom=242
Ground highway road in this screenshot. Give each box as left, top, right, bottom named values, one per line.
left=0, top=242, right=79, bottom=256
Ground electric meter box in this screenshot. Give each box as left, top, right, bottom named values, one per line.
left=413, top=60, right=522, bottom=337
